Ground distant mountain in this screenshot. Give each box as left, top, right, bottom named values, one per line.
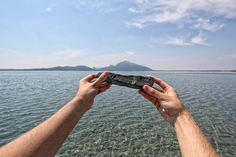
left=32, top=65, right=93, bottom=71
left=0, top=61, right=154, bottom=71
left=95, top=61, right=153, bottom=71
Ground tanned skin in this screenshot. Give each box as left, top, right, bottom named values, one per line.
left=139, top=76, right=219, bottom=157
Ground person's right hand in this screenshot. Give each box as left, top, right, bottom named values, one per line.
left=74, top=72, right=111, bottom=112
left=139, top=76, right=185, bottom=125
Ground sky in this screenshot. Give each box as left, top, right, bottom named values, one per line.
left=0, top=0, right=236, bottom=70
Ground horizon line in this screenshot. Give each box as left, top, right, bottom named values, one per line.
left=0, top=69, right=235, bottom=72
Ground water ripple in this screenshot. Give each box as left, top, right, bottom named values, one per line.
left=0, top=71, right=236, bottom=156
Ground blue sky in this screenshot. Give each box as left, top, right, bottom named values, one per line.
left=0, top=0, right=236, bottom=70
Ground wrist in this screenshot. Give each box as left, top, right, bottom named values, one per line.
left=72, top=95, right=83, bottom=104
left=71, top=96, right=89, bottom=113
left=168, top=101, right=185, bottom=126
left=173, top=108, right=188, bottom=128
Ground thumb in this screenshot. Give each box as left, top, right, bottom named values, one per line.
left=94, top=71, right=109, bottom=86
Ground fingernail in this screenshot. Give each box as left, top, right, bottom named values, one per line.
left=143, top=85, right=148, bottom=91
left=104, top=71, right=109, bottom=75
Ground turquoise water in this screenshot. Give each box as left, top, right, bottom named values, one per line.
left=0, top=71, right=236, bottom=156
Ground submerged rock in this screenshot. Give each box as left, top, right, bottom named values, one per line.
left=96, top=72, right=154, bottom=89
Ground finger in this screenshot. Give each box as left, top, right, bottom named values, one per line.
left=139, top=90, right=161, bottom=108
left=139, top=89, right=156, bottom=103
left=98, top=84, right=111, bottom=93
left=143, top=85, right=163, bottom=99
left=100, top=83, right=111, bottom=89
left=82, top=73, right=97, bottom=82
left=148, top=76, right=172, bottom=91
left=152, top=87, right=164, bottom=93
left=155, top=99, right=161, bottom=108
left=139, top=90, right=160, bottom=107
left=99, top=82, right=111, bottom=88
left=94, top=71, right=109, bottom=85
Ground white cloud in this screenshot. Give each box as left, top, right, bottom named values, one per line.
left=128, top=0, right=236, bottom=28
left=125, top=21, right=146, bottom=29
left=165, top=32, right=207, bottom=46
left=76, top=0, right=114, bottom=13
left=166, top=37, right=192, bottom=46
left=125, top=51, right=135, bottom=56
left=45, top=7, right=52, bottom=12
left=191, top=32, right=207, bottom=45
left=128, top=7, right=144, bottom=13
left=127, top=0, right=236, bottom=46
left=194, top=18, right=224, bottom=32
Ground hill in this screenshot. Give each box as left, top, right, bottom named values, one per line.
left=32, top=65, right=93, bottom=71
left=95, top=61, right=153, bottom=71
left=0, top=61, right=154, bottom=71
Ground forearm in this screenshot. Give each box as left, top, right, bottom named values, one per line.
left=174, top=110, right=219, bottom=157
left=0, top=97, right=86, bottom=157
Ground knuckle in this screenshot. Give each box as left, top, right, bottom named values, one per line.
left=152, top=90, right=159, bottom=96
left=149, top=88, right=156, bottom=94
left=91, top=82, right=97, bottom=87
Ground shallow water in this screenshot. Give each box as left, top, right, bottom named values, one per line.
left=0, top=71, right=236, bottom=156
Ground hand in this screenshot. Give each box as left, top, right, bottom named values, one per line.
left=139, top=76, right=185, bottom=125
left=75, top=71, right=111, bottom=111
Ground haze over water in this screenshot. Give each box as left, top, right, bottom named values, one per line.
left=0, top=71, right=236, bottom=156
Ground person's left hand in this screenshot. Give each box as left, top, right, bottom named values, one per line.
left=74, top=71, right=111, bottom=111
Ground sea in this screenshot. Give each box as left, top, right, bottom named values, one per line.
left=0, top=71, right=236, bottom=157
